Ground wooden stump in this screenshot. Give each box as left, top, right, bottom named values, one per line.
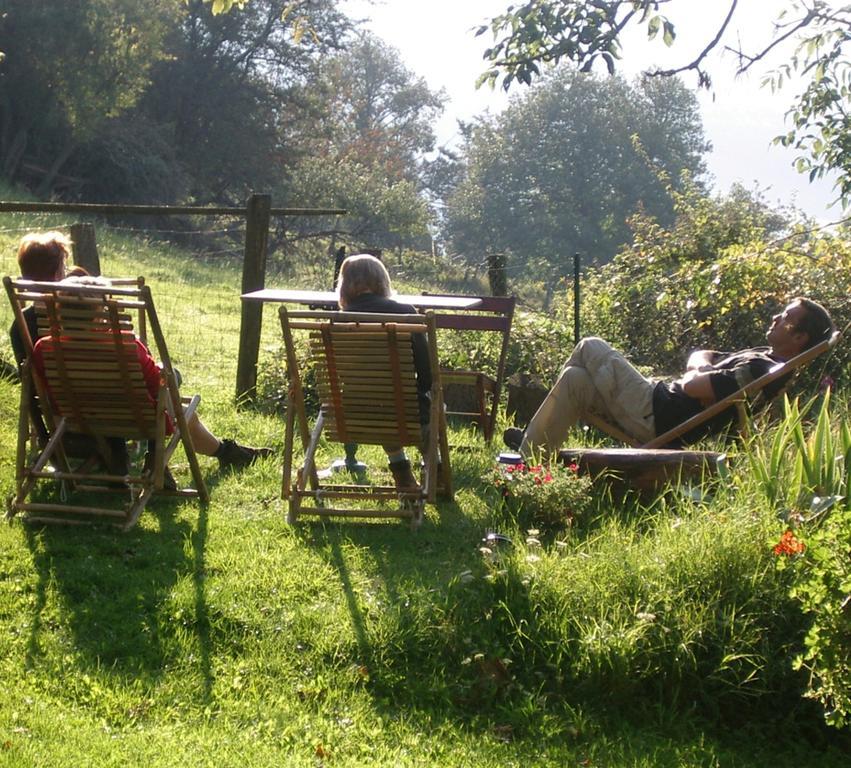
left=558, top=448, right=726, bottom=492
left=506, top=373, right=548, bottom=426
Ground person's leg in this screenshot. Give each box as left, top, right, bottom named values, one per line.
left=564, top=337, right=655, bottom=437
left=186, top=412, right=221, bottom=456
left=520, top=365, right=597, bottom=455
left=185, top=412, right=273, bottom=469
left=384, top=446, right=417, bottom=490
left=520, top=338, right=655, bottom=455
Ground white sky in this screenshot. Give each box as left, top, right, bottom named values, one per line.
left=342, top=0, right=844, bottom=222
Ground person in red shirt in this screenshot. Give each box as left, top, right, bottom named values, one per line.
left=10, top=231, right=271, bottom=478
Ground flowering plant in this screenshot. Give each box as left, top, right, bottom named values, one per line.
left=487, top=461, right=593, bottom=527
left=773, top=529, right=806, bottom=557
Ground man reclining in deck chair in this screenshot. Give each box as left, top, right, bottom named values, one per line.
left=504, top=297, right=835, bottom=457
left=9, top=231, right=272, bottom=478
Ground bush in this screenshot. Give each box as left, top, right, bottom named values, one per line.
left=788, top=505, right=851, bottom=729
left=758, top=393, right=851, bottom=729
left=485, top=460, right=593, bottom=529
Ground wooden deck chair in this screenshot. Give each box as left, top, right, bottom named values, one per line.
left=430, top=294, right=515, bottom=443
left=576, top=331, right=842, bottom=461
left=4, top=277, right=208, bottom=530
left=280, top=307, right=453, bottom=527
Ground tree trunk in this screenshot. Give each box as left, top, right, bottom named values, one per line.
left=35, top=141, right=77, bottom=198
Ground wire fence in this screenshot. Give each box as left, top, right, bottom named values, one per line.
left=0, top=214, right=276, bottom=396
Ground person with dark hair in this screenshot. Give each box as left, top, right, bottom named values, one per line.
left=504, top=298, right=835, bottom=456
left=336, top=253, right=432, bottom=491
left=9, top=231, right=272, bottom=476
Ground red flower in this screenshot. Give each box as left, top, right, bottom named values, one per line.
left=773, top=529, right=806, bottom=556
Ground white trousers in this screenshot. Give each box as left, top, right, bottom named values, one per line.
left=520, top=337, right=656, bottom=455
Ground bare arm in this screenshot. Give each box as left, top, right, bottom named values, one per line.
left=686, top=349, right=719, bottom=371
left=679, top=369, right=716, bottom=406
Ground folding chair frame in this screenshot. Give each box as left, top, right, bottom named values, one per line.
left=4, top=277, right=209, bottom=530
left=280, top=308, right=453, bottom=528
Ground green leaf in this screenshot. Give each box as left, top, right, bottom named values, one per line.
left=647, top=15, right=661, bottom=40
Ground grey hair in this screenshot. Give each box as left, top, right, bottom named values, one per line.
left=336, top=254, right=393, bottom=309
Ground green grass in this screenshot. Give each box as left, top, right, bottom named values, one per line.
left=0, top=209, right=849, bottom=765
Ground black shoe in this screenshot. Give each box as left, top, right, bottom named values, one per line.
left=143, top=451, right=177, bottom=492
left=389, top=459, right=418, bottom=491
left=216, top=439, right=273, bottom=471
left=503, top=427, right=524, bottom=451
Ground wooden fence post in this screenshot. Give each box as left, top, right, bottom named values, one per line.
left=487, top=251, right=507, bottom=297
left=235, top=193, right=271, bottom=404
left=69, top=222, right=101, bottom=275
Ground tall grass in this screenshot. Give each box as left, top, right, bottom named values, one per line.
left=0, top=207, right=849, bottom=765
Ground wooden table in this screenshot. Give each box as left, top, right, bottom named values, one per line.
left=241, top=288, right=482, bottom=310
left=241, top=288, right=489, bottom=470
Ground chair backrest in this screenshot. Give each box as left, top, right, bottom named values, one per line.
left=4, top=277, right=172, bottom=441
left=280, top=308, right=439, bottom=448
left=644, top=330, right=842, bottom=448
left=426, top=294, right=515, bottom=440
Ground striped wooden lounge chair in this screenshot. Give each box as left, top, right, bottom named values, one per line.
left=279, top=307, right=453, bottom=527
left=4, top=277, right=208, bottom=530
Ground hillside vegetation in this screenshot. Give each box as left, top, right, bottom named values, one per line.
left=0, top=201, right=849, bottom=766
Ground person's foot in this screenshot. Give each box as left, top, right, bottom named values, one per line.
left=502, top=427, right=524, bottom=451
left=216, top=439, right=273, bottom=471
left=143, top=451, right=178, bottom=492
left=389, top=459, right=418, bottom=492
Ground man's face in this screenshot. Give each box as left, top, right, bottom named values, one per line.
left=766, top=301, right=809, bottom=354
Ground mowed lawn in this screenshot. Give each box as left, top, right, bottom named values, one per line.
left=0, top=225, right=848, bottom=767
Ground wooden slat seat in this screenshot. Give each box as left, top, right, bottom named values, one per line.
left=4, top=277, right=208, bottom=529
left=280, top=308, right=453, bottom=527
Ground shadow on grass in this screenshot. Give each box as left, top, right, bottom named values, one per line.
left=22, top=493, right=213, bottom=703
left=288, top=496, right=563, bottom=731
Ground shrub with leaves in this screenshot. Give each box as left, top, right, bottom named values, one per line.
left=487, top=461, right=592, bottom=528
left=760, top=391, right=851, bottom=728
left=788, top=507, right=851, bottom=729
left=745, top=389, right=851, bottom=727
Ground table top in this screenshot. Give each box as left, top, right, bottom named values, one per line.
left=241, top=288, right=482, bottom=310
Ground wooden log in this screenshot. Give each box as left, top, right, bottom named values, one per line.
left=235, top=193, right=271, bottom=403
left=69, top=222, right=101, bottom=276
left=558, top=447, right=726, bottom=491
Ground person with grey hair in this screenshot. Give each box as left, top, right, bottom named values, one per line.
left=504, top=297, right=835, bottom=457
left=336, top=253, right=432, bottom=491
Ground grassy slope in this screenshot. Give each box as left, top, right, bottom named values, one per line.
left=0, top=214, right=848, bottom=766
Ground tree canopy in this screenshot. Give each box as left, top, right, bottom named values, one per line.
left=478, top=1, right=851, bottom=204
left=444, top=69, right=709, bottom=282
left=280, top=34, right=445, bottom=252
